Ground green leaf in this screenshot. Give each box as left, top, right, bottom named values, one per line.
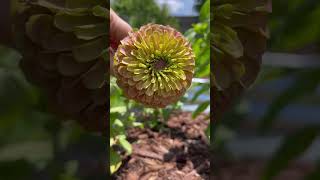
left=233, top=0, right=272, bottom=13
left=192, top=101, right=210, bottom=119
left=110, top=106, right=126, bottom=114
left=66, top=0, right=107, bottom=9
left=0, top=69, right=36, bottom=124
left=25, top=14, right=55, bottom=47
left=74, top=23, right=107, bottom=40
left=184, top=28, right=196, bottom=42
left=270, top=0, right=320, bottom=51
left=118, top=137, right=132, bottom=154
left=36, top=0, right=66, bottom=10
left=191, top=84, right=210, bottom=102
left=57, top=54, right=91, bottom=76
left=54, top=13, right=103, bottom=32
left=110, top=149, right=122, bottom=174
left=44, top=33, right=87, bottom=51
left=72, top=36, right=107, bottom=62
left=36, top=0, right=88, bottom=14
left=213, top=4, right=235, bottom=20
left=161, top=108, right=172, bottom=121
left=200, top=0, right=210, bottom=21
left=0, top=46, right=21, bottom=68
left=212, top=23, right=244, bottom=58
left=261, top=127, right=319, bottom=180
left=113, top=119, right=124, bottom=130
left=195, top=47, right=210, bottom=77
left=259, top=69, right=320, bottom=132
left=81, top=61, right=105, bottom=89
left=92, top=5, right=108, bottom=18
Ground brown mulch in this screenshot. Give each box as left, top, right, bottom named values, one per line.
left=112, top=112, right=210, bottom=180
left=112, top=111, right=315, bottom=180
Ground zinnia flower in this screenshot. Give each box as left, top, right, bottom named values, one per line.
left=113, top=24, right=195, bottom=108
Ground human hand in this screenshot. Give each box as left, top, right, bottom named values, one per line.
left=109, top=9, right=132, bottom=75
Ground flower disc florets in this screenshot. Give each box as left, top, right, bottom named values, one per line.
left=113, top=24, right=195, bottom=108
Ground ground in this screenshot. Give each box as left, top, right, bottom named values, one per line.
left=111, top=111, right=315, bottom=180
left=112, top=112, right=210, bottom=180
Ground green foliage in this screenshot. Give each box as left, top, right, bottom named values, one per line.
left=270, top=0, right=320, bottom=51
left=212, top=0, right=270, bottom=88
left=192, top=101, right=210, bottom=119
left=185, top=0, right=210, bottom=129
left=212, top=0, right=270, bottom=119
left=110, top=148, right=122, bottom=174
left=185, top=0, right=210, bottom=79
left=185, top=22, right=210, bottom=78
left=191, top=83, right=210, bottom=102
left=112, top=0, right=179, bottom=29
left=109, top=77, right=138, bottom=174
left=194, top=0, right=206, bottom=13
left=186, top=0, right=210, bottom=121
left=13, top=0, right=108, bottom=131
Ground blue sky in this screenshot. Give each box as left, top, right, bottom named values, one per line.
left=155, top=0, right=198, bottom=16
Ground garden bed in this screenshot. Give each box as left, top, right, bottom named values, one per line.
left=112, top=112, right=210, bottom=180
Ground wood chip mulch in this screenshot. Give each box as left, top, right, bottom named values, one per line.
left=112, top=112, right=210, bottom=180
left=111, top=111, right=315, bottom=180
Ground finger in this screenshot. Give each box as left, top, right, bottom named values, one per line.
left=110, top=9, right=132, bottom=43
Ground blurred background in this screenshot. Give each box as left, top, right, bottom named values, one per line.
left=214, top=1, right=320, bottom=179
left=112, top=0, right=199, bottom=31
left=0, top=0, right=109, bottom=179
left=0, top=46, right=107, bottom=180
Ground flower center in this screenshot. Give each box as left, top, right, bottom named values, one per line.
left=153, top=59, right=167, bottom=71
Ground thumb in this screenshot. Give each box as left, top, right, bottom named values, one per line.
left=110, top=9, right=132, bottom=47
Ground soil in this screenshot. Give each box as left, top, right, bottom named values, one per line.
left=112, top=111, right=315, bottom=180
left=112, top=111, right=210, bottom=180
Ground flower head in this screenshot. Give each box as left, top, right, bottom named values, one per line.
left=113, top=24, right=195, bottom=108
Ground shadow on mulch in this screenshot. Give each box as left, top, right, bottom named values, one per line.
left=112, top=112, right=210, bottom=180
